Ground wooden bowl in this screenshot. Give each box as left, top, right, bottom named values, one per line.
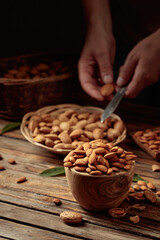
left=65, top=162, right=135, bottom=211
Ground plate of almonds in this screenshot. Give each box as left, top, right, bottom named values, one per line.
left=21, top=104, right=127, bottom=155
left=130, top=129, right=160, bottom=160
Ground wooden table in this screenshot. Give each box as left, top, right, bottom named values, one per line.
left=0, top=101, right=160, bottom=240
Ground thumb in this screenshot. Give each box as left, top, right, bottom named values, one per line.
left=97, top=53, right=113, bottom=84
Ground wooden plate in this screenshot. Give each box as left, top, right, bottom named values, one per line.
left=21, top=104, right=127, bottom=155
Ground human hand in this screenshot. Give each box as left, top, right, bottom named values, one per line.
left=116, top=29, right=160, bottom=98
left=78, top=24, right=116, bottom=101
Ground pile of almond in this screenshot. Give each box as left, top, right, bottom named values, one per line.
left=128, top=180, right=159, bottom=203
left=2, top=60, right=74, bottom=80
left=28, top=109, right=125, bottom=151
left=134, top=129, right=160, bottom=152
left=63, top=139, right=136, bottom=175
left=108, top=179, right=160, bottom=224
left=133, top=129, right=160, bottom=160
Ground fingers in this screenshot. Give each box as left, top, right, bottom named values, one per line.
left=78, top=59, right=104, bottom=101
left=117, top=52, right=138, bottom=87
left=96, top=52, right=114, bottom=84
left=125, top=62, right=158, bottom=98
left=125, top=69, right=145, bottom=98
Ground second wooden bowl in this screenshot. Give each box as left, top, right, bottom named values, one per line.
left=65, top=163, right=135, bottom=211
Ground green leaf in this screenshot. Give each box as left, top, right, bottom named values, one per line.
left=133, top=173, right=148, bottom=182
left=0, top=122, right=21, bottom=135
left=39, top=166, right=65, bottom=177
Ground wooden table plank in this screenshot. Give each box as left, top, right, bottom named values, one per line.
left=0, top=219, right=79, bottom=240
left=0, top=102, right=160, bottom=240
left=0, top=202, right=155, bottom=240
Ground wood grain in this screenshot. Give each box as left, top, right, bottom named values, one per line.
left=0, top=101, right=160, bottom=240
left=65, top=166, right=135, bottom=211
left=0, top=202, right=155, bottom=240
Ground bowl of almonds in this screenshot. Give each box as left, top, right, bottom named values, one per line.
left=21, top=104, right=127, bottom=155
left=64, top=139, right=136, bottom=211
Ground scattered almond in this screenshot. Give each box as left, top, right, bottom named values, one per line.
left=132, top=204, right=146, bottom=211
left=147, top=182, right=156, bottom=190
left=60, top=211, right=83, bottom=224
left=156, top=191, right=160, bottom=196
left=144, top=190, right=157, bottom=203
left=8, top=158, right=16, bottom=164
left=53, top=198, right=61, bottom=206
left=129, top=215, right=140, bottom=223
left=133, top=184, right=140, bottom=191
left=17, top=176, right=27, bottom=183
left=0, top=165, right=5, bottom=170
left=108, top=208, right=126, bottom=218
left=137, top=180, right=146, bottom=186
left=152, top=164, right=160, bottom=172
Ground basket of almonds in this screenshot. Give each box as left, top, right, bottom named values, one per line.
left=21, top=104, right=127, bottom=155
left=0, top=52, right=77, bottom=120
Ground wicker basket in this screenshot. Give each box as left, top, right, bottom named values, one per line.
left=0, top=53, right=77, bottom=120
left=21, top=104, right=127, bottom=155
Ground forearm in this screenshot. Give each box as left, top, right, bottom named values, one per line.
left=82, top=0, right=113, bottom=33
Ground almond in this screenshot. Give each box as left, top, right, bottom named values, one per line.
left=83, top=142, right=91, bottom=151
left=0, top=165, right=5, bottom=170
left=76, top=119, right=88, bottom=129
left=147, top=182, right=156, bottom=190
left=33, top=134, right=45, bottom=143
left=89, top=151, right=97, bottom=165
left=113, top=120, right=124, bottom=133
left=53, top=198, right=61, bottom=206
left=64, top=162, right=73, bottom=167
left=94, top=147, right=106, bottom=154
left=93, top=128, right=104, bottom=140
left=152, top=164, right=160, bottom=172
left=144, top=190, right=157, bottom=203
left=85, top=123, right=98, bottom=131
left=132, top=204, right=146, bottom=211
left=74, top=166, right=86, bottom=172
left=90, top=170, right=102, bottom=175
left=39, top=126, right=51, bottom=134
left=60, top=211, right=82, bottom=224
left=96, top=164, right=107, bottom=173
left=60, top=122, right=70, bottom=131
left=108, top=208, right=126, bottom=218
left=28, top=119, right=38, bottom=132
left=137, top=180, right=147, bottom=186
left=100, top=83, right=114, bottom=97
left=8, top=158, right=16, bottom=164
left=44, top=133, right=58, bottom=141
left=83, top=130, right=93, bottom=140
left=125, top=154, right=137, bottom=160
left=104, top=152, right=116, bottom=159
left=59, top=132, right=72, bottom=144
left=70, top=129, right=83, bottom=138
left=129, top=215, right=140, bottom=223
left=17, top=176, right=27, bottom=183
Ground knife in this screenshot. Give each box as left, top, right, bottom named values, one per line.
left=100, top=86, right=127, bottom=123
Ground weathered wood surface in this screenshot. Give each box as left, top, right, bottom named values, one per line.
left=0, top=101, right=160, bottom=240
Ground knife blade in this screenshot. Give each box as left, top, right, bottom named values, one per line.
left=100, top=86, right=127, bottom=123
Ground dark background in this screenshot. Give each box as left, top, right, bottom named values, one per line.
left=0, top=0, right=85, bottom=58
left=0, top=0, right=159, bottom=107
